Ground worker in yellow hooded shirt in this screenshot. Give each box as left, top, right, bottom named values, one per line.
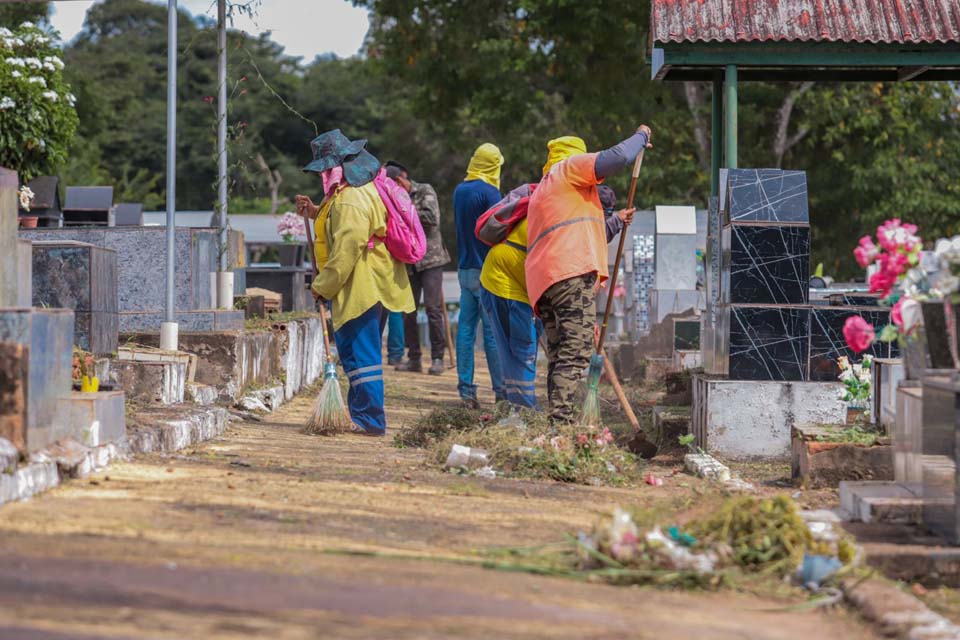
left=295, top=129, right=415, bottom=435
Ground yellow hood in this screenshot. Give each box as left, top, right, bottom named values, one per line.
left=542, top=136, right=587, bottom=176
left=465, top=143, right=504, bottom=189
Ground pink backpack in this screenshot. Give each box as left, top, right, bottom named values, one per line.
left=371, top=168, right=427, bottom=264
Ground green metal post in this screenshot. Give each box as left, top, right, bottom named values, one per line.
left=724, top=64, right=738, bottom=169
left=710, top=74, right=722, bottom=197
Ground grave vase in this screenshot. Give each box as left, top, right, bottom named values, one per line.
left=277, top=243, right=305, bottom=267
left=902, top=332, right=930, bottom=380
left=921, top=300, right=960, bottom=371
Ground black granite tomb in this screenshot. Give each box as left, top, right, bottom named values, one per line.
left=725, top=169, right=809, bottom=224
left=674, top=319, right=701, bottom=350
left=721, top=224, right=810, bottom=305
left=808, top=306, right=895, bottom=382
left=725, top=304, right=810, bottom=381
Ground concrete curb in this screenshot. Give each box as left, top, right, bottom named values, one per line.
left=843, top=577, right=960, bottom=639
left=0, top=439, right=129, bottom=505
left=127, top=407, right=230, bottom=455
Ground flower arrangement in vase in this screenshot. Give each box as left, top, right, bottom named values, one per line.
left=845, top=220, right=960, bottom=372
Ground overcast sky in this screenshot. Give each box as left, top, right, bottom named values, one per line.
left=49, top=0, right=370, bottom=60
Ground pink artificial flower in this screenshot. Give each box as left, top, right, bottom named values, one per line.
left=853, top=235, right=880, bottom=268
left=891, top=298, right=905, bottom=330
left=843, top=315, right=876, bottom=354
left=594, top=427, right=614, bottom=447
left=549, top=435, right=566, bottom=451
left=868, top=268, right=897, bottom=298
left=867, top=253, right=908, bottom=298
left=877, top=219, right=921, bottom=253
left=576, top=433, right=590, bottom=447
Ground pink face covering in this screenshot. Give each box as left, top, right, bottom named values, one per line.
left=321, top=166, right=344, bottom=197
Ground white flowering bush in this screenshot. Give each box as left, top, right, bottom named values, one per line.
left=0, top=22, right=78, bottom=181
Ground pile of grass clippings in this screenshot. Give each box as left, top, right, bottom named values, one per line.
left=393, top=406, right=487, bottom=448
left=425, top=408, right=646, bottom=487
left=686, top=495, right=855, bottom=575
left=525, top=494, right=857, bottom=590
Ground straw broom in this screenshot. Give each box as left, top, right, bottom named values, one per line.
left=580, top=149, right=645, bottom=428
left=302, top=207, right=353, bottom=435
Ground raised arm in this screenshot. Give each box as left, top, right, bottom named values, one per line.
left=594, top=125, right=652, bottom=180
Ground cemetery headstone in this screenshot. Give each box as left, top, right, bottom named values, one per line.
left=31, top=241, right=119, bottom=354
left=113, top=203, right=144, bottom=226
left=63, top=186, right=113, bottom=227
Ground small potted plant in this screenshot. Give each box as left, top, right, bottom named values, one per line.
left=276, top=211, right=306, bottom=267
left=17, top=185, right=37, bottom=227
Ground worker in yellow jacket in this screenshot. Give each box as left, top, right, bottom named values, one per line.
left=296, top=129, right=414, bottom=435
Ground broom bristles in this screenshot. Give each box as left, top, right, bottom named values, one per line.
left=304, top=376, right=353, bottom=436
left=579, top=354, right=604, bottom=428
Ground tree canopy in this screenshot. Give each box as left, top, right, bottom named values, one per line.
left=1, top=0, right=957, bottom=277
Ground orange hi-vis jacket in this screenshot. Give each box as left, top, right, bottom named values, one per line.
left=524, top=152, right=606, bottom=313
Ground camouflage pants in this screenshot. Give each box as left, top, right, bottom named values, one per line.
left=538, top=273, right=597, bottom=424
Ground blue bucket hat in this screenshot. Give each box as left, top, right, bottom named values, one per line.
left=303, top=129, right=381, bottom=187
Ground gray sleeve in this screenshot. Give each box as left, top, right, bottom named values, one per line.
left=594, top=131, right=648, bottom=179
left=604, top=210, right=624, bottom=243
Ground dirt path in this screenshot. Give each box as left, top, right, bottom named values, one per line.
left=0, top=361, right=879, bottom=639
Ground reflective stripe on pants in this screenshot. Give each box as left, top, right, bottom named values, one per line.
left=335, top=303, right=386, bottom=434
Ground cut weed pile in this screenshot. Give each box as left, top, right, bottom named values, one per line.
left=479, top=494, right=856, bottom=592
left=394, top=406, right=487, bottom=448
left=395, top=406, right=646, bottom=486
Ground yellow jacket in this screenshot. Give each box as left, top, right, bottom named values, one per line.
left=311, top=182, right=414, bottom=330
left=479, top=217, right=529, bottom=305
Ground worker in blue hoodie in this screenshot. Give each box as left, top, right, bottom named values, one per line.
left=452, top=143, right=506, bottom=408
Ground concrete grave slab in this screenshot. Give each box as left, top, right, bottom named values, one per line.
left=692, top=373, right=845, bottom=459
left=59, top=391, right=127, bottom=448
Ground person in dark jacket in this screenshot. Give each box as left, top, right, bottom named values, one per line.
left=453, top=143, right=506, bottom=408
left=386, top=161, right=452, bottom=376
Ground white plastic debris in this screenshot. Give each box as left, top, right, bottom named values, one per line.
left=444, top=444, right=490, bottom=470
left=497, top=411, right=527, bottom=431
left=472, top=466, right=497, bottom=479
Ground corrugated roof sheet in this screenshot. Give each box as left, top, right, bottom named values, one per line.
left=652, top=0, right=960, bottom=44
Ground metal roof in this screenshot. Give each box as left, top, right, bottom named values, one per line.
left=651, top=0, right=960, bottom=45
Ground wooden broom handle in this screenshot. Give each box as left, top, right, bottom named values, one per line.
left=303, top=210, right=334, bottom=359
left=596, top=149, right=644, bottom=352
